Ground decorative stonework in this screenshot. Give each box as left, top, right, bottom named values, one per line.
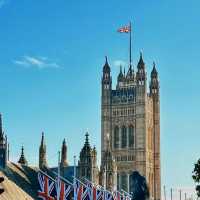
left=101, top=54, right=160, bottom=200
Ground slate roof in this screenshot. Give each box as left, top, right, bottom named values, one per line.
left=0, top=162, right=39, bottom=200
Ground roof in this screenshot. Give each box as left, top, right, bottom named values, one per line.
left=51, top=165, right=75, bottom=183
left=0, top=162, right=39, bottom=200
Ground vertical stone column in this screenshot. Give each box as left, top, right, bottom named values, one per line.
left=127, top=173, right=130, bottom=193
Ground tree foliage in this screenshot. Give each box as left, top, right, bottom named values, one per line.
left=130, top=171, right=149, bottom=200
left=192, top=159, right=200, bottom=197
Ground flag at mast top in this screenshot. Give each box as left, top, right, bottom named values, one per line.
left=117, top=23, right=131, bottom=33
left=117, top=22, right=133, bottom=69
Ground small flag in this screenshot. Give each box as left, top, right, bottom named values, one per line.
left=56, top=178, right=72, bottom=200
left=113, top=191, right=121, bottom=200
left=38, top=172, right=56, bottom=200
left=117, top=25, right=131, bottom=33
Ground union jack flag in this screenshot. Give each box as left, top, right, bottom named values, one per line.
left=103, top=190, right=113, bottom=200
left=74, top=180, right=85, bottom=200
left=125, top=195, right=132, bottom=200
left=117, top=25, right=131, bottom=33
left=56, top=178, right=73, bottom=200
left=38, top=171, right=56, bottom=200
left=113, top=191, right=121, bottom=200
left=83, top=182, right=103, bottom=200
left=94, top=187, right=104, bottom=200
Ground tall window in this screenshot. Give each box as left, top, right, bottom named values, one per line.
left=121, top=173, right=128, bottom=191
left=128, top=125, right=134, bottom=148
left=117, top=173, right=120, bottom=190
left=114, top=126, right=119, bottom=149
left=121, top=126, right=127, bottom=148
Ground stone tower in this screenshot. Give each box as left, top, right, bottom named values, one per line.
left=77, top=133, right=99, bottom=184
left=60, top=138, right=68, bottom=177
left=150, top=62, right=161, bottom=200
left=101, top=54, right=160, bottom=200
left=60, top=138, right=68, bottom=168
left=99, top=135, right=117, bottom=191
left=18, top=146, right=28, bottom=165
left=39, top=132, right=47, bottom=169
left=0, top=114, right=7, bottom=169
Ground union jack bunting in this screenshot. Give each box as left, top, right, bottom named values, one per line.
left=83, top=179, right=104, bottom=200
left=120, top=193, right=132, bottom=200
left=83, top=182, right=103, bottom=200
left=117, top=25, right=131, bottom=33
left=56, top=178, right=73, bottom=200
left=74, top=180, right=85, bottom=200
left=103, top=190, right=113, bottom=200
left=113, top=191, right=121, bottom=200
left=125, top=195, right=132, bottom=200
left=93, top=186, right=104, bottom=200
left=38, top=171, right=56, bottom=200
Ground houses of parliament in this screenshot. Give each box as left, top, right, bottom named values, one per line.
left=0, top=52, right=161, bottom=200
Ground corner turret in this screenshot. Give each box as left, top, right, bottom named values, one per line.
left=136, top=52, right=146, bottom=85
left=39, top=132, right=47, bottom=169
left=102, top=56, right=112, bottom=91
left=61, top=138, right=68, bottom=168
left=150, top=62, right=159, bottom=98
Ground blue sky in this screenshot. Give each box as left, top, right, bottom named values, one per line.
left=0, top=0, right=200, bottom=198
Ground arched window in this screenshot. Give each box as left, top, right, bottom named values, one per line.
left=121, top=126, right=127, bottom=148
left=128, top=125, right=134, bottom=148
left=114, top=126, right=119, bottom=149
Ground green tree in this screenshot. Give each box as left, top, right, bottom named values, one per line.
left=192, top=159, right=200, bottom=197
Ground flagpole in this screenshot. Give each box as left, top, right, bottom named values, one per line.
left=74, top=155, right=76, bottom=200
left=57, top=151, right=61, bottom=200
left=129, top=21, right=132, bottom=69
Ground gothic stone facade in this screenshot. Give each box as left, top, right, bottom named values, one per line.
left=101, top=54, right=160, bottom=200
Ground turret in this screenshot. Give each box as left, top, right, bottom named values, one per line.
left=102, top=56, right=112, bottom=93
left=77, top=132, right=92, bottom=181
left=126, top=64, right=135, bottom=81
left=101, top=56, right=112, bottom=154
left=18, top=146, right=28, bottom=165
left=150, top=62, right=161, bottom=200
left=136, top=52, right=146, bottom=85
left=39, top=132, right=47, bottom=169
left=61, top=138, right=68, bottom=168
left=117, top=65, right=125, bottom=89
left=150, top=62, right=159, bottom=99
left=0, top=114, right=7, bottom=169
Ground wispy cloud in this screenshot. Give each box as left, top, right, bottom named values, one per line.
left=113, top=59, right=127, bottom=67
left=0, top=0, right=7, bottom=8
left=14, top=56, right=61, bottom=69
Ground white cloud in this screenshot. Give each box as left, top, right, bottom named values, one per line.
left=14, top=56, right=60, bottom=69
left=113, top=59, right=127, bottom=67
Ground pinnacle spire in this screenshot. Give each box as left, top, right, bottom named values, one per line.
left=85, top=132, right=89, bottom=146
left=61, top=138, right=68, bottom=167
left=41, top=132, right=45, bottom=146
left=0, top=114, right=3, bottom=137
left=18, top=145, right=28, bottom=165
left=151, top=61, right=158, bottom=77
left=103, top=56, right=110, bottom=74
left=105, top=56, right=108, bottom=64
left=117, top=65, right=124, bottom=82
left=139, top=51, right=144, bottom=65
left=39, top=132, right=47, bottom=169
left=63, top=138, right=66, bottom=145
